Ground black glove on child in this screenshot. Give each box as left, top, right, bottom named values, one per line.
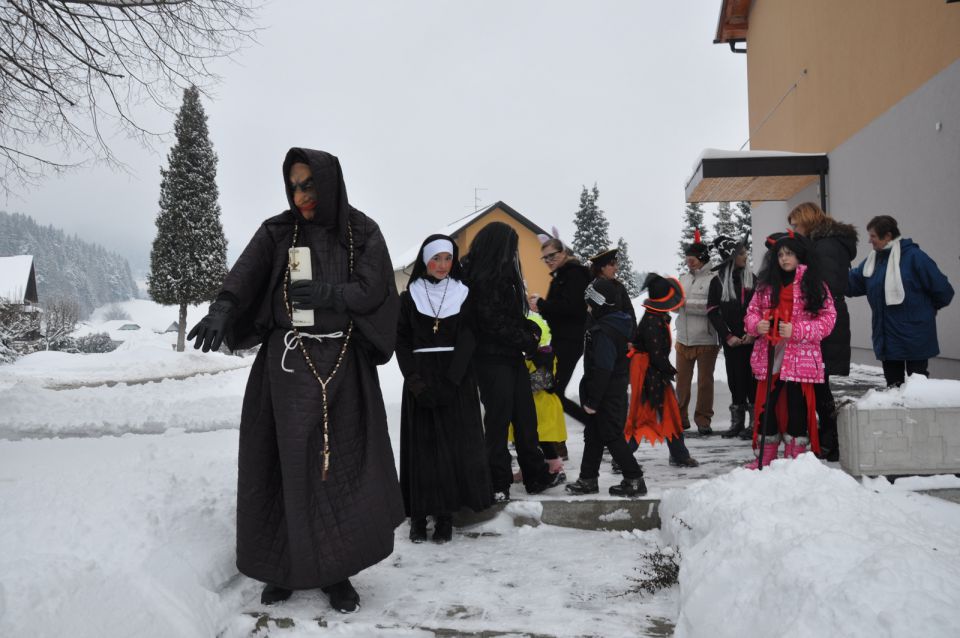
left=289, top=280, right=337, bottom=310
left=187, top=299, right=235, bottom=352
left=528, top=347, right=554, bottom=371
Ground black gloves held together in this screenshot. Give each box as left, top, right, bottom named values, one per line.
left=289, top=280, right=337, bottom=310
left=187, top=298, right=235, bottom=353
left=407, top=373, right=456, bottom=409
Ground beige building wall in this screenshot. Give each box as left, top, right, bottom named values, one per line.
left=745, top=0, right=960, bottom=152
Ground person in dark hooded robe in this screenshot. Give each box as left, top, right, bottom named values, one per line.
left=187, top=148, right=403, bottom=614
left=396, top=234, right=492, bottom=544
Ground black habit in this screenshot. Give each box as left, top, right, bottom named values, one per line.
left=221, top=148, right=404, bottom=590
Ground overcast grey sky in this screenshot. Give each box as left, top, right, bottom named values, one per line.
left=10, top=0, right=748, bottom=278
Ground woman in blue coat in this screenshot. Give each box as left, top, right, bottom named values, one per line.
left=848, top=215, right=954, bottom=387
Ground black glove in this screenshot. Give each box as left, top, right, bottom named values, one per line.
left=528, top=348, right=554, bottom=371
left=289, top=280, right=336, bottom=309
left=187, top=299, right=235, bottom=352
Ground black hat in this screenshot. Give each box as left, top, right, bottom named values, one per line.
left=765, top=229, right=810, bottom=261
left=684, top=229, right=710, bottom=263
left=584, top=277, right=619, bottom=310
left=641, top=273, right=685, bottom=312
left=589, top=248, right=618, bottom=269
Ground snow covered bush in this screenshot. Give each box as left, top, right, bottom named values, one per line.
left=101, top=303, right=132, bottom=321
left=75, top=332, right=117, bottom=354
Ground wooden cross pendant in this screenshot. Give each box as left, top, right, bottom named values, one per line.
left=433, top=318, right=440, bottom=334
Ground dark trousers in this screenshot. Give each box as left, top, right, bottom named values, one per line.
left=476, top=359, right=546, bottom=494
left=882, top=359, right=929, bottom=387
left=722, top=342, right=756, bottom=406
left=552, top=337, right=589, bottom=425
left=758, top=380, right=809, bottom=438
left=815, top=375, right=838, bottom=452
left=627, top=432, right=692, bottom=463
left=578, top=375, right=642, bottom=480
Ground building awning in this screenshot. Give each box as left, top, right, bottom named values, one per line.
left=685, top=149, right=829, bottom=204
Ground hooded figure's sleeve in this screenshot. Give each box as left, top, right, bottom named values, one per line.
left=219, top=224, right=276, bottom=350
left=336, top=221, right=400, bottom=365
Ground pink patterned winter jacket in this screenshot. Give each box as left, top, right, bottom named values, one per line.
left=744, top=264, right=837, bottom=383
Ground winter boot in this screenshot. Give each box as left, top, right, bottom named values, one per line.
left=669, top=455, right=700, bottom=468
left=409, top=516, right=428, bottom=543
left=527, top=466, right=566, bottom=494
left=783, top=435, right=810, bottom=459
left=739, top=404, right=755, bottom=440
left=722, top=404, right=746, bottom=438
left=260, top=584, right=293, bottom=606
left=556, top=441, right=570, bottom=461
left=609, top=477, right=647, bottom=497
left=697, top=422, right=714, bottom=436
left=610, top=458, right=622, bottom=474
left=433, top=515, right=453, bottom=543
left=547, top=456, right=565, bottom=474
left=565, top=477, right=599, bottom=495
left=322, top=579, right=360, bottom=614
left=745, top=439, right=780, bottom=470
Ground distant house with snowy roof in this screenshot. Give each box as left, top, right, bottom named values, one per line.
left=392, top=201, right=553, bottom=296
left=0, top=254, right=42, bottom=342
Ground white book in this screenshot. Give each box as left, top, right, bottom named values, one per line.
left=288, top=246, right=315, bottom=327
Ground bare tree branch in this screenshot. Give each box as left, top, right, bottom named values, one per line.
left=0, top=0, right=259, bottom=195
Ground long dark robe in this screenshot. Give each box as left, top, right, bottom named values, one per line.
left=396, top=291, right=492, bottom=517
left=222, top=148, right=403, bottom=590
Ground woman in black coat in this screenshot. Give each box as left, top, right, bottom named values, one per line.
left=788, top=202, right=858, bottom=461
left=396, top=234, right=492, bottom=543
left=463, top=222, right=565, bottom=501
left=528, top=237, right=592, bottom=428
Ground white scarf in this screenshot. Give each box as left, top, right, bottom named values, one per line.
left=863, top=237, right=904, bottom=305
left=409, top=277, right=470, bottom=318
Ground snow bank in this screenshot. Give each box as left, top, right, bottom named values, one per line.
left=0, top=431, right=246, bottom=638
left=856, top=374, right=960, bottom=409
left=87, top=298, right=208, bottom=334
left=660, top=455, right=960, bottom=638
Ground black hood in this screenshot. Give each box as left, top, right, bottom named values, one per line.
left=809, top=217, right=859, bottom=261
left=282, top=147, right=354, bottom=239
left=408, top=233, right=464, bottom=286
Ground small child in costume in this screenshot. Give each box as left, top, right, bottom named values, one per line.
left=624, top=274, right=699, bottom=468
left=743, top=231, right=836, bottom=468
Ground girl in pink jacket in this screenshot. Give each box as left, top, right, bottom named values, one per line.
left=743, top=231, right=836, bottom=468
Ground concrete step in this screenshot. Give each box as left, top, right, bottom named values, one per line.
left=453, top=497, right=661, bottom=532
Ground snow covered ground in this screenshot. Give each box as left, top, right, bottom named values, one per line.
left=2, top=300, right=960, bottom=637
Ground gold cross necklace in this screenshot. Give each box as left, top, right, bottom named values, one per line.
left=423, top=277, right=450, bottom=334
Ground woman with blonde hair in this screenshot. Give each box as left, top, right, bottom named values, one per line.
left=787, top=202, right=858, bottom=462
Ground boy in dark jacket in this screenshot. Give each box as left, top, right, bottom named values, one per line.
left=566, top=278, right=646, bottom=497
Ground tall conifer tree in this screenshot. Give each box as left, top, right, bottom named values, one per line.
left=713, top=201, right=737, bottom=239
left=148, top=86, right=228, bottom=352
left=571, top=184, right=611, bottom=261
left=678, top=202, right=707, bottom=269
left=734, top=201, right=753, bottom=258
left=616, top=236, right=641, bottom=297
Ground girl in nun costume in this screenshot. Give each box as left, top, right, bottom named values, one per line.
left=396, top=235, right=493, bottom=543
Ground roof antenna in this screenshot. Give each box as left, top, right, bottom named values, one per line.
left=474, top=187, right=487, bottom=212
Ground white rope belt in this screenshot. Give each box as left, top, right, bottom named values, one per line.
left=412, top=346, right=455, bottom=353
left=281, top=329, right=345, bottom=373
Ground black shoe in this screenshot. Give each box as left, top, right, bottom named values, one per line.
left=817, top=447, right=840, bottom=462
left=556, top=441, right=570, bottom=461
left=669, top=456, right=700, bottom=468
left=722, top=404, right=746, bottom=438
left=609, top=477, right=647, bottom=497
left=409, top=516, right=428, bottom=543
left=321, top=579, right=360, bottom=614
left=527, top=469, right=566, bottom=494
left=260, top=583, right=292, bottom=606
left=738, top=426, right=754, bottom=441
left=433, top=515, right=453, bottom=543
left=565, top=477, right=599, bottom=495
left=697, top=426, right=714, bottom=436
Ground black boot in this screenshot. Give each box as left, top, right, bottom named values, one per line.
left=609, top=477, right=647, bottom=497
left=260, top=583, right=293, bottom=605
left=722, top=404, right=746, bottom=438
left=433, top=515, right=453, bottom=543
left=527, top=466, right=566, bottom=494
left=321, top=579, right=360, bottom=614
left=564, top=477, right=599, bottom=495
left=409, top=516, right=428, bottom=543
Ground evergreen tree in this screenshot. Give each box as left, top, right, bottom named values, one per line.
left=734, top=201, right=753, bottom=258
left=615, top=236, right=641, bottom=297
left=148, top=86, right=228, bottom=352
left=713, top=201, right=737, bottom=240
left=571, top=183, right=611, bottom=261
left=678, top=202, right=707, bottom=269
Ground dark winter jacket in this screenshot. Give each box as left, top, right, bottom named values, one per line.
left=580, top=310, right=632, bottom=410
left=472, top=276, right=540, bottom=362
left=808, top=218, right=858, bottom=376
left=633, top=310, right=677, bottom=412
left=536, top=260, right=591, bottom=341
left=707, top=267, right=754, bottom=342
left=848, top=238, right=954, bottom=361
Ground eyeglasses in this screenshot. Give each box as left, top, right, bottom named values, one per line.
left=289, top=179, right=315, bottom=194
left=541, top=251, right=562, bottom=262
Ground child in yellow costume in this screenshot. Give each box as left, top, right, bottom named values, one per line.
left=510, top=312, right=567, bottom=477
